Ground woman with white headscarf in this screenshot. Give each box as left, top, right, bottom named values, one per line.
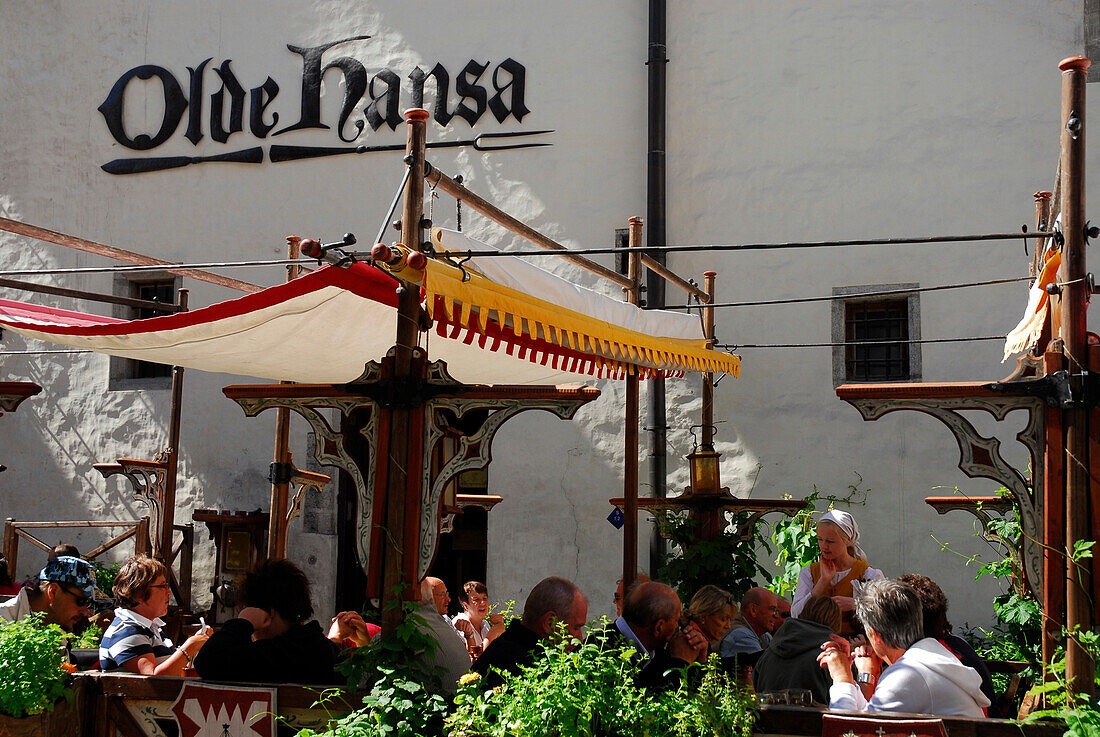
left=790, top=510, right=884, bottom=637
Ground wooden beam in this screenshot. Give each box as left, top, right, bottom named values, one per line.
left=639, top=254, right=710, bottom=303
left=1057, top=54, right=1093, bottom=698
left=425, top=167, right=634, bottom=290
left=623, top=217, right=642, bottom=593
left=0, top=216, right=263, bottom=294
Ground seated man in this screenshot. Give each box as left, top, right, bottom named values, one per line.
left=194, top=559, right=339, bottom=685
left=407, top=577, right=471, bottom=694
left=589, top=581, right=707, bottom=690
left=473, top=576, right=587, bottom=688
left=719, top=587, right=779, bottom=659
left=818, top=578, right=989, bottom=717
left=754, top=595, right=842, bottom=705
left=0, top=556, right=96, bottom=632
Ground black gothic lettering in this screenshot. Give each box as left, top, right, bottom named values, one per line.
left=98, top=65, right=188, bottom=151
left=488, top=58, right=529, bottom=123
left=409, top=64, right=454, bottom=126
left=209, top=61, right=247, bottom=144
left=249, top=77, right=280, bottom=138
left=324, top=57, right=367, bottom=142
left=365, top=69, right=402, bottom=132
left=184, top=59, right=212, bottom=145
left=453, top=60, right=488, bottom=126
left=275, top=35, right=370, bottom=136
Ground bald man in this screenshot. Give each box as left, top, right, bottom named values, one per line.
left=719, top=587, right=779, bottom=659
left=410, top=577, right=470, bottom=694
left=589, top=581, right=707, bottom=690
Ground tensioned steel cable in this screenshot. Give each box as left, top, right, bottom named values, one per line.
left=719, top=336, right=1002, bottom=350
left=0, top=259, right=302, bottom=277
left=443, top=230, right=1055, bottom=258
left=666, top=276, right=1033, bottom=310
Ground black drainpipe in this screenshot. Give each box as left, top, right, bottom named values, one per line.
left=646, top=0, right=668, bottom=576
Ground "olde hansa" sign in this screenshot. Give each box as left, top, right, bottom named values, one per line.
left=98, top=36, right=545, bottom=175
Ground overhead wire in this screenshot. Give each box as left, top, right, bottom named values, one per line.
left=720, top=336, right=1003, bottom=350
left=667, top=276, right=1032, bottom=310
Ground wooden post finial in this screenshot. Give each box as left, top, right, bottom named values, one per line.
left=703, top=270, right=717, bottom=278
left=403, top=107, right=431, bottom=122
left=1034, top=191, right=1053, bottom=201
left=629, top=216, right=643, bottom=225
left=1059, top=56, right=1091, bottom=73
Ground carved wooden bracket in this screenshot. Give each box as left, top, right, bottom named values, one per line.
left=440, top=493, right=504, bottom=534
left=837, top=382, right=1044, bottom=600
left=225, top=356, right=599, bottom=583
left=94, top=455, right=170, bottom=551
left=0, top=381, right=41, bottom=416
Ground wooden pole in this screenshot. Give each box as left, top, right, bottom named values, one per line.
left=1032, top=191, right=1052, bottom=278
left=1043, top=348, right=1066, bottom=671
left=0, top=216, right=262, bottom=294
left=701, top=272, right=717, bottom=449
left=1057, top=55, right=1093, bottom=699
left=380, top=108, right=429, bottom=635
left=425, top=168, right=633, bottom=290
left=160, top=289, right=187, bottom=568
left=623, top=217, right=643, bottom=593
left=267, top=242, right=301, bottom=560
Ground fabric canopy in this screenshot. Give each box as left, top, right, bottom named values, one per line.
left=0, top=232, right=739, bottom=385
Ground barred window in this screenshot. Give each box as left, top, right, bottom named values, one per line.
left=831, top=285, right=921, bottom=386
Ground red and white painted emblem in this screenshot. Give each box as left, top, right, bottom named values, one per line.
left=170, top=682, right=277, bottom=737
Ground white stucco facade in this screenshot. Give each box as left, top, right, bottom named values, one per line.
left=0, top=1, right=1093, bottom=628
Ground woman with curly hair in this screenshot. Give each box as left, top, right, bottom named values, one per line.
left=194, top=558, right=339, bottom=685
left=100, top=556, right=210, bottom=675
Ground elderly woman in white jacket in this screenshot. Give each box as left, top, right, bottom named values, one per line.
left=817, top=578, right=989, bottom=718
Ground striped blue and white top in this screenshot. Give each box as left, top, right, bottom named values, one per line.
left=99, top=608, right=175, bottom=671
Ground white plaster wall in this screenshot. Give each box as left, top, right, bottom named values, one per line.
left=0, top=0, right=1090, bottom=629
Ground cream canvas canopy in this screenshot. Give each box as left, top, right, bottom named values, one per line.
left=0, top=230, right=739, bottom=385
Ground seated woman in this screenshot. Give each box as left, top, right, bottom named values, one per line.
left=681, top=585, right=736, bottom=654
left=100, top=556, right=210, bottom=675
left=451, top=581, right=504, bottom=655
left=897, top=573, right=998, bottom=716
left=194, top=558, right=340, bottom=685
left=754, top=595, right=841, bottom=705
left=791, top=510, right=884, bottom=638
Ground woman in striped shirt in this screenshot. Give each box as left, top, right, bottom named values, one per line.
left=99, top=556, right=210, bottom=675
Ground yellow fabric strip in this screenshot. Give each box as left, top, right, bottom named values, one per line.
left=423, top=259, right=740, bottom=377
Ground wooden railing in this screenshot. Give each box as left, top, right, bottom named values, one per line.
left=3, top=517, right=150, bottom=582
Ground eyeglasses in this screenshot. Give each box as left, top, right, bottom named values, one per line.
left=60, top=586, right=92, bottom=609
left=149, top=583, right=170, bottom=590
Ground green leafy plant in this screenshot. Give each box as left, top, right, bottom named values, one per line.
left=1023, top=630, right=1100, bottom=737
left=92, top=561, right=121, bottom=595
left=0, top=614, right=74, bottom=717
left=448, top=636, right=756, bottom=737
left=655, top=510, right=766, bottom=602
left=297, top=597, right=451, bottom=737
left=67, top=624, right=103, bottom=650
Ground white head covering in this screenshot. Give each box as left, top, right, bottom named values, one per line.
left=817, top=509, right=867, bottom=561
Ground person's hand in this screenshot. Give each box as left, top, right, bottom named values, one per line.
left=182, top=627, right=211, bottom=657
left=454, top=617, right=476, bottom=638
left=817, top=634, right=855, bottom=684
left=488, top=612, right=504, bottom=628
left=238, top=607, right=271, bottom=632
left=832, top=595, right=855, bottom=612
left=853, top=642, right=882, bottom=680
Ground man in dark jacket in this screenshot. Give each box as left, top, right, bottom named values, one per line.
left=195, top=559, right=339, bottom=685
left=753, top=595, right=841, bottom=704
left=472, top=576, right=587, bottom=688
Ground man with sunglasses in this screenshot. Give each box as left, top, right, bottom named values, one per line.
left=0, top=555, right=97, bottom=631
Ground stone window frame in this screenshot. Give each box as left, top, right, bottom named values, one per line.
left=831, top=284, right=922, bottom=387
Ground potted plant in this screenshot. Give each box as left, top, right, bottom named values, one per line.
left=0, top=614, right=81, bottom=737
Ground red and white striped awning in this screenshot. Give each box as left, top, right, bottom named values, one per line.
left=0, top=236, right=739, bottom=385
